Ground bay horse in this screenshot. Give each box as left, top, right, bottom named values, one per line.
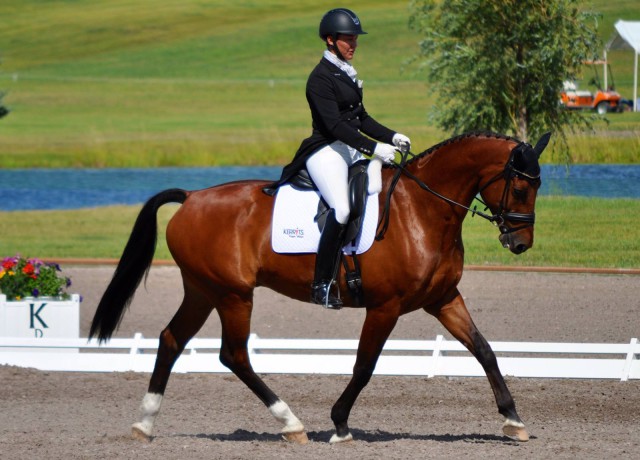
left=90, top=131, right=550, bottom=444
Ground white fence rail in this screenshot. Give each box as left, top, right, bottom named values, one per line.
left=1, top=334, right=638, bottom=381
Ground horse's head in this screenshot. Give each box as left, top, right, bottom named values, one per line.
left=478, top=133, right=550, bottom=254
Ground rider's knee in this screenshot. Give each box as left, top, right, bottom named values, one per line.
left=334, top=205, right=350, bottom=224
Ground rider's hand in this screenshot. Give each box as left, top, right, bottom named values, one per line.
left=392, top=133, right=411, bottom=153
left=373, top=143, right=397, bottom=164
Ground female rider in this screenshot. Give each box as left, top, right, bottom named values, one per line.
left=265, top=8, right=411, bottom=308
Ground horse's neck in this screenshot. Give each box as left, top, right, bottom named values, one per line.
left=410, top=142, right=499, bottom=206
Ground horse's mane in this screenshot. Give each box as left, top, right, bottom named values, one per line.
left=407, top=131, right=519, bottom=165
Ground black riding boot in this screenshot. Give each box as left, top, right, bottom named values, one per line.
left=311, top=209, right=347, bottom=309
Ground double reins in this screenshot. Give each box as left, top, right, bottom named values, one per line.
left=375, top=144, right=539, bottom=240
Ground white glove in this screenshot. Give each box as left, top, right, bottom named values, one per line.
left=373, top=143, right=397, bottom=164
left=367, top=157, right=383, bottom=194
left=392, top=133, right=411, bottom=153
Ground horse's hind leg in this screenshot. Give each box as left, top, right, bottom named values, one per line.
left=216, top=292, right=307, bottom=444
left=131, top=280, right=214, bottom=441
left=428, top=290, right=529, bottom=441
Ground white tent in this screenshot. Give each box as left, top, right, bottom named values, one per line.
left=605, top=20, right=640, bottom=112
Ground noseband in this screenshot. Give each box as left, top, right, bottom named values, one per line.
left=376, top=143, right=540, bottom=240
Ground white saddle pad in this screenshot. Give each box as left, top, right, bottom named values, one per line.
left=271, top=184, right=379, bottom=254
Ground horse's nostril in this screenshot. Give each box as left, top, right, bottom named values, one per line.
left=514, top=244, right=528, bottom=254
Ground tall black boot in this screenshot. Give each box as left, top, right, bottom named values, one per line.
left=311, top=209, right=347, bottom=309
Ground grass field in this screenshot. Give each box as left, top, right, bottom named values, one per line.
left=1, top=0, right=639, bottom=167
left=1, top=197, right=638, bottom=269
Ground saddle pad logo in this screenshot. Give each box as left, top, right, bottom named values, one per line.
left=283, top=228, right=304, bottom=238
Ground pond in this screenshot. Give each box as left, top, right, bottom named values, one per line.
left=0, top=165, right=638, bottom=211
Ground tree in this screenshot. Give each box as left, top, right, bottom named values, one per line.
left=408, top=0, right=600, bottom=157
left=0, top=61, right=8, bottom=120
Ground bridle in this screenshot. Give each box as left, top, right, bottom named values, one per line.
left=475, top=143, right=540, bottom=235
left=375, top=143, right=540, bottom=240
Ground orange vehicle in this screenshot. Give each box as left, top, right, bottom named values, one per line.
left=560, top=61, right=626, bottom=114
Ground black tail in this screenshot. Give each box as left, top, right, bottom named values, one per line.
left=89, top=188, right=188, bottom=342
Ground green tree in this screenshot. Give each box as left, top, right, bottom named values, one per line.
left=0, top=61, right=8, bottom=120
left=408, top=0, right=600, bottom=157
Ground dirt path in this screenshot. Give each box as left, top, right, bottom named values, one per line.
left=1, top=267, right=639, bottom=459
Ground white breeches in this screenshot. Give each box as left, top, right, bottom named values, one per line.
left=306, top=141, right=381, bottom=225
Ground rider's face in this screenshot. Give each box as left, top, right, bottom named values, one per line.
left=328, top=34, right=358, bottom=61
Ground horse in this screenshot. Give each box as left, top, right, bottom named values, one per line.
left=89, top=131, right=550, bottom=444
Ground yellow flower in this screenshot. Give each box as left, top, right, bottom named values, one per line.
left=0, top=270, right=5, bottom=279
left=15, top=295, right=21, bottom=300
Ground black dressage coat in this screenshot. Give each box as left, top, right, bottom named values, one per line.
left=264, top=57, right=396, bottom=194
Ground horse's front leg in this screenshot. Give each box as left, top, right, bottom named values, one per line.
left=428, top=290, right=529, bottom=441
left=330, top=307, right=399, bottom=443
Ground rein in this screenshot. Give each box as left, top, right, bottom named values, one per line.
left=375, top=144, right=539, bottom=240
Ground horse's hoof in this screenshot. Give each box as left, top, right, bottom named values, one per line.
left=282, top=430, right=309, bottom=444
left=131, top=424, right=152, bottom=443
left=502, top=420, right=529, bottom=442
left=329, top=432, right=353, bottom=444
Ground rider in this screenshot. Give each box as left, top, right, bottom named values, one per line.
left=265, top=8, right=411, bottom=308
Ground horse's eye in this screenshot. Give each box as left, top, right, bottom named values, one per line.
left=512, top=187, right=528, bottom=201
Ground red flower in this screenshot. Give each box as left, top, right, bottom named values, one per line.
left=22, top=262, right=37, bottom=279
left=2, top=259, right=15, bottom=270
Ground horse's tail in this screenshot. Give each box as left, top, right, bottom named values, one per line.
left=89, top=188, right=188, bottom=343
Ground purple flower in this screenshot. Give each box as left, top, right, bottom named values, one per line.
left=32, top=288, right=40, bottom=297
left=66, top=277, right=72, bottom=287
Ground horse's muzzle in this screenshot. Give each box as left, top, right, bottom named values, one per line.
left=499, top=231, right=531, bottom=255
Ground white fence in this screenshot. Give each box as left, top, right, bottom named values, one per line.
left=1, top=334, right=638, bottom=381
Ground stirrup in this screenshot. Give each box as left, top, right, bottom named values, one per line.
left=311, top=282, right=343, bottom=310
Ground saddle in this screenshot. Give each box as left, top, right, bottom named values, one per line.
left=289, top=161, right=369, bottom=305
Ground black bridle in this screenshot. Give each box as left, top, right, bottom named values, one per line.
left=375, top=143, right=540, bottom=240
left=475, top=143, right=541, bottom=235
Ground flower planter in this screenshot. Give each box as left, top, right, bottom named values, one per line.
left=0, top=294, right=80, bottom=339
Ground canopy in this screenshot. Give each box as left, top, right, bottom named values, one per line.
left=605, top=20, right=640, bottom=111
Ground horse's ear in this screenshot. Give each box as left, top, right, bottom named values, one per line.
left=533, top=132, right=552, bottom=157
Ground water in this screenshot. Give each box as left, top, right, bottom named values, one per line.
left=0, top=165, right=638, bottom=211
left=0, top=166, right=280, bottom=211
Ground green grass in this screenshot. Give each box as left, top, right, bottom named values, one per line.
left=1, top=0, right=639, bottom=167
left=462, top=197, right=640, bottom=268
left=1, top=197, right=638, bottom=269
left=0, top=205, right=180, bottom=260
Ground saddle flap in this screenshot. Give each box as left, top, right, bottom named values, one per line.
left=271, top=184, right=379, bottom=255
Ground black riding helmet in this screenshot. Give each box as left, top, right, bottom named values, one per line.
left=319, top=8, right=367, bottom=60
left=319, top=8, right=367, bottom=39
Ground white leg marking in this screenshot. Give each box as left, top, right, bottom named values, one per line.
left=503, top=418, right=525, bottom=429
left=269, top=400, right=304, bottom=434
left=329, top=433, right=353, bottom=444
left=131, top=392, right=163, bottom=437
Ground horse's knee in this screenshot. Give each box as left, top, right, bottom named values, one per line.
left=218, top=348, right=247, bottom=373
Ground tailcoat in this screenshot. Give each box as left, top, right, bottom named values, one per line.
left=265, top=57, right=395, bottom=194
